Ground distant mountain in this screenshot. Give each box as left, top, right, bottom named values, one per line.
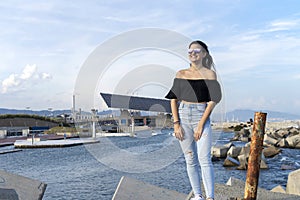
left=1, top=108, right=299, bottom=122
left=0, top=108, right=72, bottom=117
left=226, top=109, right=300, bottom=122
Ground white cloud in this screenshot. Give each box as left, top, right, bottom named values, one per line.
left=268, top=19, right=299, bottom=32
left=19, top=64, right=37, bottom=80
left=40, top=73, right=52, bottom=80
left=215, top=16, right=300, bottom=81
left=1, top=74, right=20, bottom=93
left=1, top=64, right=52, bottom=94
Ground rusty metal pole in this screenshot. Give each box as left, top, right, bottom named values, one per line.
left=244, top=112, right=267, bottom=200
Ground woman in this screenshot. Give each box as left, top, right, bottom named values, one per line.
left=165, top=40, right=222, bottom=200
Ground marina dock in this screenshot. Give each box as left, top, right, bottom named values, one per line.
left=14, top=138, right=99, bottom=148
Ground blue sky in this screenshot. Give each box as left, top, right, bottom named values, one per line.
left=0, top=0, right=300, bottom=115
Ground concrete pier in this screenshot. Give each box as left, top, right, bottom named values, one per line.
left=0, top=169, right=47, bottom=200
left=112, top=176, right=300, bottom=200
left=112, top=176, right=186, bottom=200
left=14, top=138, right=99, bottom=148
left=0, top=149, right=22, bottom=154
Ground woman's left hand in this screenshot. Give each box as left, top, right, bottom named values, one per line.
left=194, top=124, right=203, bottom=141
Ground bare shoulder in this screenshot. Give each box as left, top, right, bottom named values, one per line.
left=205, top=69, right=217, bottom=80
left=175, top=69, right=189, bottom=78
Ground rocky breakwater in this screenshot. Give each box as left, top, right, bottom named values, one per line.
left=212, top=123, right=300, bottom=196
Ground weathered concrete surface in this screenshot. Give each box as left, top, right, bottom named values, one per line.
left=113, top=176, right=300, bottom=200
left=286, top=168, right=300, bottom=196
left=0, top=169, right=47, bottom=200
left=221, top=177, right=300, bottom=200
left=112, top=176, right=186, bottom=200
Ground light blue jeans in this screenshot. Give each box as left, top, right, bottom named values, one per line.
left=178, top=102, right=214, bottom=199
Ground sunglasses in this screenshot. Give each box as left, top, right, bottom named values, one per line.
left=188, top=48, right=202, bottom=54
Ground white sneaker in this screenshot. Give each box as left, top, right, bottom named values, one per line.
left=190, top=194, right=204, bottom=200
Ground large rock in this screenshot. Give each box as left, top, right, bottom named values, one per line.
left=236, top=146, right=251, bottom=170
left=239, top=146, right=250, bottom=158
left=263, top=146, right=281, bottom=158
left=263, top=134, right=278, bottom=146
left=288, top=127, right=300, bottom=136
left=260, top=156, right=268, bottom=169
left=223, top=156, right=240, bottom=167
left=275, top=129, right=290, bottom=138
left=211, top=146, right=229, bottom=158
left=286, top=168, right=300, bottom=195
left=240, top=136, right=250, bottom=142
left=277, top=138, right=288, bottom=148
left=224, top=142, right=235, bottom=149
left=286, top=135, right=300, bottom=148
left=237, top=150, right=268, bottom=170
left=227, top=146, right=242, bottom=158
left=237, top=154, right=247, bottom=170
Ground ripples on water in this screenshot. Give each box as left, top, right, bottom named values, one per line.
left=0, top=130, right=299, bottom=200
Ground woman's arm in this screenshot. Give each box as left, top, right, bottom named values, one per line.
left=170, top=99, right=179, bottom=122
left=170, top=99, right=184, bottom=141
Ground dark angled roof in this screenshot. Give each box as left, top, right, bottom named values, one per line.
left=100, top=93, right=171, bottom=113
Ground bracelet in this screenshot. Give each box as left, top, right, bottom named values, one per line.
left=173, top=120, right=180, bottom=125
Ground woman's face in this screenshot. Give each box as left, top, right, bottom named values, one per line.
left=188, top=43, right=206, bottom=63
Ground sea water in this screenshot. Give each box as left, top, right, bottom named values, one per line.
left=0, top=130, right=299, bottom=200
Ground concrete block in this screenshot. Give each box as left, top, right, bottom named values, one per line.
left=0, top=188, right=19, bottom=199
left=227, top=146, right=242, bottom=158
left=224, top=142, right=234, bottom=148
left=211, top=146, right=229, bottom=158
left=237, top=154, right=247, bottom=170
left=223, top=156, right=240, bottom=167
left=263, top=134, right=278, bottom=146
left=275, top=129, right=290, bottom=138
left=240, top=136, right=250, bottom=142
left=286, top=135, right=300, bottom=148
left=286, top=168, right=300, bottom=195
left=0, top=169, right=47, bottom=200
left=112, top=176, right=187, bottom=200
left=239, top=146, right=250, bottom=158
left=226, top=177, right=245, bottom=187
left=262, top=146, right=281, bottom=158
left=277, top=138, right=288, bottom=148
left=271, top=185, right=286, bottom=194
left=260, top=159, right=268, bottom=169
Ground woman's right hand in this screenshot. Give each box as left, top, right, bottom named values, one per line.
left=174, top=124, right=184, bottom=141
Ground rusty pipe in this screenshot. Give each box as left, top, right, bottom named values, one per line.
left=244, top=112, right=267, bottom=200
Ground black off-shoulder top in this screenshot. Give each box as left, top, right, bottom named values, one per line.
left=165, top=78, right=222, bottom=103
